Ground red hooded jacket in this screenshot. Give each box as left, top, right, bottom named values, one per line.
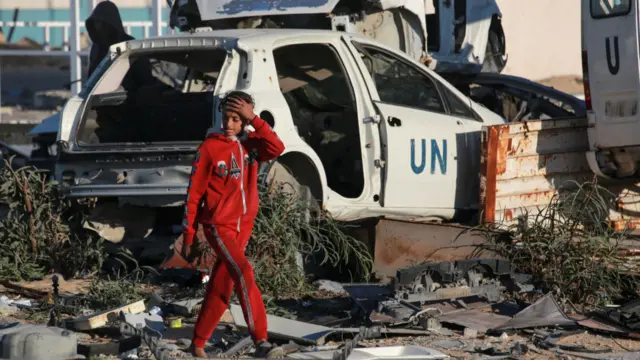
left=182, top=115, right=285, bottom=245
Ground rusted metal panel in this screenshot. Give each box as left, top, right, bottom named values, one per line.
left=372, top=220, right=492, bottom=279
left=480, top=117, right=640, bottom=230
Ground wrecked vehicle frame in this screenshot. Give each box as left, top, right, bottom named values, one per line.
left=55, top=28, right=507, bottom=222
left=441, top=72, right=586, bottom=123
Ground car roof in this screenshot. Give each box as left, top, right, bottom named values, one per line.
left=142, top=28, right=351, bottom=47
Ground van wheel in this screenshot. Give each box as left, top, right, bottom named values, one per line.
left=482, top=17, right=507, bottom=73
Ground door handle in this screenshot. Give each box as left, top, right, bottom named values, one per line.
left=456, top=120, right=463, bottom=125
left=387, top=117, right=402, bottom=127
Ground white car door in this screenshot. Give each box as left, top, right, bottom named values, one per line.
left=347, top=40, right=472, bottom=212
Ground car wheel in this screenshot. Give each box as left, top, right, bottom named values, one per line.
left=482, top=17, right=507, bottom=73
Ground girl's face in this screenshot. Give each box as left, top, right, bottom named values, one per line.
left=222, top=109, right=244, bottom=137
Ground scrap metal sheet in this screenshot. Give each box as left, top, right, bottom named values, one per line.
left=371, top=220, right=492, bottom=279
left=480, top=117, right=640, bottom=230
left=438, top=309, right=510, bottom=332
left=195, top=0, right=341, bottom=20
left=492, top=293, right=575, bottom=331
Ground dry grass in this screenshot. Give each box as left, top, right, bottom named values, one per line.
left=0, top=157, right=104, bottom=281
left=475, top=179, right=640, bottom=312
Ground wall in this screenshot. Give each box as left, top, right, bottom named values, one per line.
left=0, top=0, right=584, bottom=81
left=0, top=0, right=169, bottom=46
left=0, top=0, right=152, bottom=9
left=496, top=0, right=582, bottom=81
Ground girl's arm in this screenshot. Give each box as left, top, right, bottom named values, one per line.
left=244, top=115, right=285, bottom=162
left=182, top=142, right=213, bottom=246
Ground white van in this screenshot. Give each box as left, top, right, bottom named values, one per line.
left=582, top=0, right=640, bottom=178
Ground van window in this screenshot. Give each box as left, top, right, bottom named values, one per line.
left=591, top=0, right=631, bottom=18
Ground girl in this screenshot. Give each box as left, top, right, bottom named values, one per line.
left=182, top=91, right=285, bottom=358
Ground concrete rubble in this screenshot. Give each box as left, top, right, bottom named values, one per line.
left=2, top=258, right=640, bottom=359
left=0, top=322, right=82, bottom=360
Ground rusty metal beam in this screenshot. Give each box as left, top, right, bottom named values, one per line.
left=479, top=117, right=640, bottom=231
left=371, top=220, right=493, bottom=280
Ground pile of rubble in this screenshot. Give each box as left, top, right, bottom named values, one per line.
left=2, top=259, right=640, bottom=359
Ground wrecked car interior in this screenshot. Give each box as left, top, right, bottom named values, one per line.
left=76, top=49, right=226, bottom=145
left=274, top=43, right=364, bottom=199
left=442, top=72, right=586, bottom=122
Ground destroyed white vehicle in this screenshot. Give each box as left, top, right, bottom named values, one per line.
left=55, top=28, right=505, bottom=222
left=169, top=0, right=507, bottom=73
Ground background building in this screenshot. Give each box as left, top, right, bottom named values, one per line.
left=0, top=0, right=584, bottom=93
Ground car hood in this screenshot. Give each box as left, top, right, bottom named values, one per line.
left=472, top=100, right=507, bottom=125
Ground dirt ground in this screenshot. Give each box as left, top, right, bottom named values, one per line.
left=536, top=75, right=585, bottom=96
left=358, top=331, right=640, bottom=359
left=16, top=274, right=92, bottom=295
left=4, top=277, right=640, bottom=359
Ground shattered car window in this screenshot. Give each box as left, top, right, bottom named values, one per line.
left=353, top=43, right=445, bottom=114
left=273, top=43, right=365, bottom=199
left=75, top=49, right=228, bottom=145
left=439, top=84, right=479, bottom=121
left=591, top=0, right=631, bottom=18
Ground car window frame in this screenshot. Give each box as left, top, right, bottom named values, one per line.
left=79, top=54, right=114, bottom=99
left=74, top=48, right=230, bottom=148
left=351, top=41, right=450, bottom=115
left=272, top=41, right=359, bottom=110
left=436, top=81, right=483, bottom=122
left=590, top=0, right=632, bottom=19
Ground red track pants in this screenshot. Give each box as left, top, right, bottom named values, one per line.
left=192, top=223, right=268, bottom=348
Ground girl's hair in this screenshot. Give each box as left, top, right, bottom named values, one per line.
left=217, top=90, right=255, bottom=113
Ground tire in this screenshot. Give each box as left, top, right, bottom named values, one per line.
left=481, top=18, right=507, bottom=73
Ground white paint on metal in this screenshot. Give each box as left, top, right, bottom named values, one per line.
left=582, top=0, right=640, bottom=150
left=194, top=0, right=341, bottom=20
left=427, top=0, right=501, bottom=73
left=187, top=0, right=500, bottom=71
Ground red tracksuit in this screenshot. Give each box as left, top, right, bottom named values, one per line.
left=182, top=115, right=285, bottom=348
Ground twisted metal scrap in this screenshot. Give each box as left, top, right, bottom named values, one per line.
left=120, top=321, right=382, bottom=360
left=120, top=321, right=173, bottom=360
left=332, top=327, right=381, bottom=360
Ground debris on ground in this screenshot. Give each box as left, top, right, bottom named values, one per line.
left=3, top=166, right=640, bottom=358
left=0, top=322, right=82, bottom=360
left=72, top=299, right=146, bottom=331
